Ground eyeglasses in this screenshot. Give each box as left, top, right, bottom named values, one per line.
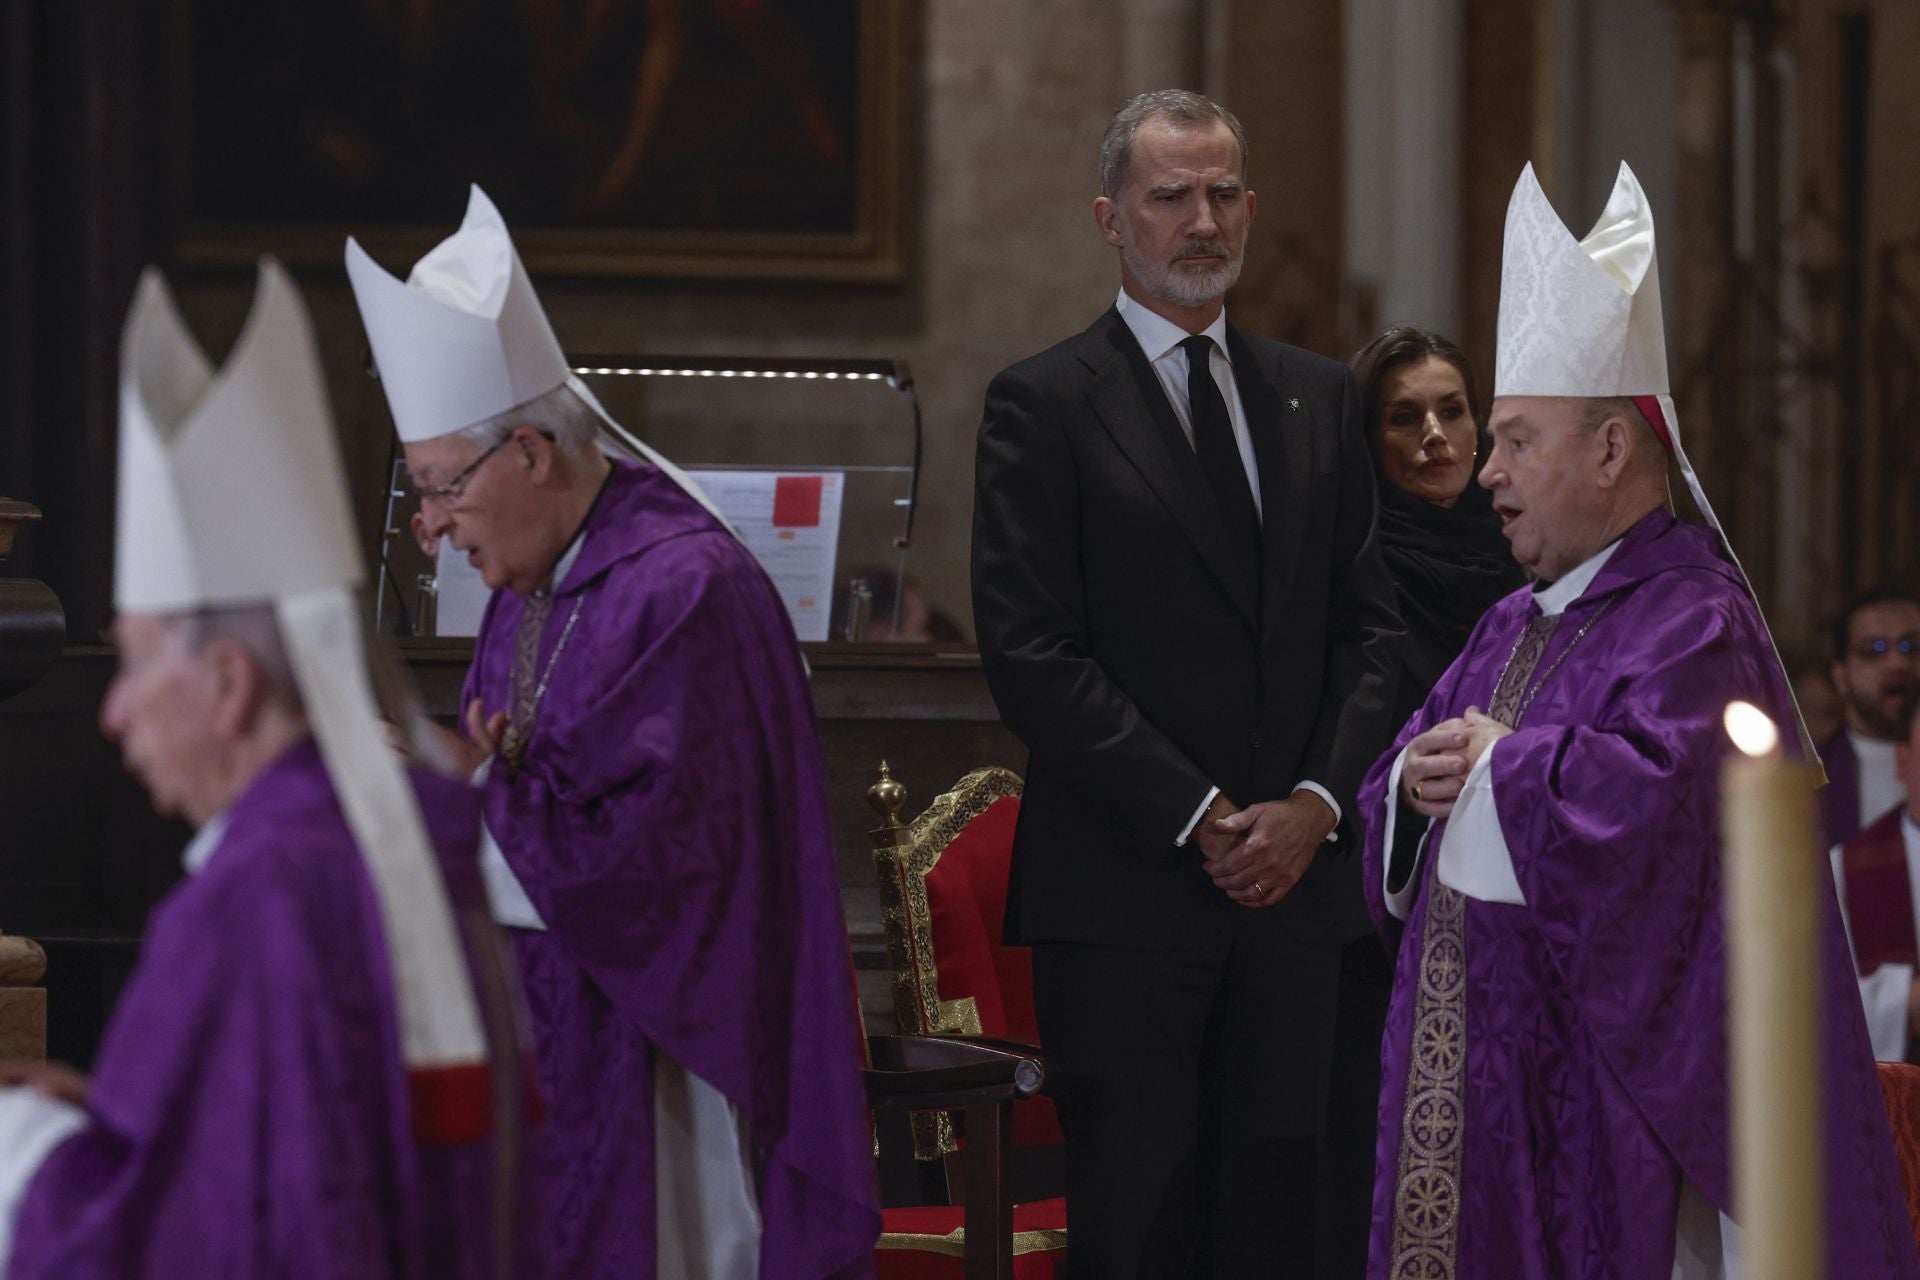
left=412, top=439, right=507, bottom=506
left=1850, top=635, right=1920, bottom=660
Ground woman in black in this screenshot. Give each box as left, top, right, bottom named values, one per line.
left=1317, top=327, right=1524, bottom=1278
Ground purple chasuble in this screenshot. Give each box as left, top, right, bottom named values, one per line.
left=6, top=739, right=542, bottom=1280
left=1358, top=510, right=1920, bottom=1279
left=464, top=460, right=880, bottom=1279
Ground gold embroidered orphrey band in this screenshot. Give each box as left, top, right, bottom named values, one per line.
left=1387, top=608, right=1569, bottom=1278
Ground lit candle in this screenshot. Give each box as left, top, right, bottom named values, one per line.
left=1722, top=700, right=1824, bottom=1278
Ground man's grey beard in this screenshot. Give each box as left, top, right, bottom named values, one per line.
left=1123, top=239, right=1245, bottom=310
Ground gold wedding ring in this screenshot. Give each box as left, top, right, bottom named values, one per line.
left=1412, top=780, right=1424, bottom=801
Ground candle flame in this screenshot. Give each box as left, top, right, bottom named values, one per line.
left=1725, top=701, right=1780, bottom=757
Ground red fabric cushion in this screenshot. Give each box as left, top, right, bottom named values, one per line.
left=921, top=796, right=1063, bottom=1148
left=877, top=1197, right=1068, bottom=1280
left=1878, top=1061, right=1920, bottom=1251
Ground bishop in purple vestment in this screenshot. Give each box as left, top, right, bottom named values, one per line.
left=0, top=260, right=539, bottom=1279
left=1361, top=159, right=1920, bottom=1279
left=1361, top=509, right=1919, bottom=1278
left=6, top=737, right=539, bottom=1280
left=453, top=458, right=879, bottom=1278
left=349, top=185, right=878, bottom=1276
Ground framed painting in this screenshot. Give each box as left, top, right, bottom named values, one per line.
left=170, top=0, right=908, bottom=282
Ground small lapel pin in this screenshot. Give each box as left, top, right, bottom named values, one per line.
left=1286, top=397, right=1301, bottom=412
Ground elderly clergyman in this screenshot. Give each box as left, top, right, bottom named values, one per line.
left=0, top=261, right=536, bottom=1277
left=1358, top=163, right=1920, bottom=1278
left=347, top=188, right=878, bottom=1279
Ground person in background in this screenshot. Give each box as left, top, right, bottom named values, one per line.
left=1316, top=326, right=1522, bottom=1279
left=1821, top=588, right=1920, bottom=844
left=831, top=568, right=965, bottom=644
left=1831, top=690, right=1920, bottom=1062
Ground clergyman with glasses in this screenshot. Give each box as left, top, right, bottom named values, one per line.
left=346, top=186, right=880, bottom=1279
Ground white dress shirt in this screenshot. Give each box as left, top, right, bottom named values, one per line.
left=1115, top=289, right=1263, bottom=519
left=1112, top=290, right=1343, bottom=845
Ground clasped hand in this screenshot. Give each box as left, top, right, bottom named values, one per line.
left=387, top=699, right=508, bottom=778
left=1196, top=791, right=1336, bottom=909
left=1400, top=706, right=1511, bottom=819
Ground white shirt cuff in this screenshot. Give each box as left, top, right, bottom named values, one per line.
left=1435, top=744, right=1526, bottom=906
left=1860, top=964, right=1913, bottom=1062
left=0, top=1087, right=85, bottom=1267
left=1175, top=786, right=1221, bottom=847
left=1381, top=746, right=1432, bottom=921
left=1292, top=781, right=1342, bottom=843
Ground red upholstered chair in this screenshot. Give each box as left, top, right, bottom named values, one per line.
left=1877, top=1061, right=1920, bottom=1249
left=867, top=762, right=1067, bottom=1279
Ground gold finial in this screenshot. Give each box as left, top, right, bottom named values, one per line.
left=868, top=760, right=907, bottom=828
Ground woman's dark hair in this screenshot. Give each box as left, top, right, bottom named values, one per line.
left=1348, top=326, right=1483, bottom=443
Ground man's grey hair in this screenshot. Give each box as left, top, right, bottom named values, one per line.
left=174, top=603, right=304, bottom=711
left=1580, top=396, right=1669, bottom=476
left=1099, top=89, right=1249, bottom=199
left=458, top=382, right=602, bottom=462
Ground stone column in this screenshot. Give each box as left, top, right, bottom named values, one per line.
left=1463, top=0, right=1550, bottom=404
left=1221, top=0, right=1347, bottom=354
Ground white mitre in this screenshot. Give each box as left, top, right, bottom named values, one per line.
left=345, top=185, right=567, bottom=445
left=345, top=184, right=731, bottom=530
left=1496, top=161, right=1670, bottom=401
left=114, top=261, right=489, bottom=1132
left=1493, top=161, right=1818, bottom=765
left=115, top=262, right=361, bottom=611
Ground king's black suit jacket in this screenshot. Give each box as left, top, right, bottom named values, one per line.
left=973, top=307, right=1402, bottom=951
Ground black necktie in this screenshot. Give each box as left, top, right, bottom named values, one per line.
left=1179, top=335, right=1261, bottom=568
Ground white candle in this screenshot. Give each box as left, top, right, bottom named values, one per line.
left=1722, top=700, right=1825, bottom=1279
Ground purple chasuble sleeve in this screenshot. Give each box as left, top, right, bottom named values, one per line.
left=6, top=742, right=538, bottom=1280
left=1359, top=601, right=1506, bottom=947
left=466, top=463, right=880, bottom=1279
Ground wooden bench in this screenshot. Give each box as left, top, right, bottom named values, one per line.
left=0, top=933, right=48, bottom=1061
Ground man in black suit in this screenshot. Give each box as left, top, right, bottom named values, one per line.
left=971, top=90, right=1401, bottom=1277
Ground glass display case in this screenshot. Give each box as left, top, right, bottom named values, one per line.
left=374, top=354, right=924, bottom=645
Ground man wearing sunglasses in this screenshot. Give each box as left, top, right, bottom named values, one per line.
left=1821, top=588, right=1920, bottom=845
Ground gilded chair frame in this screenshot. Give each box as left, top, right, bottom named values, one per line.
left=869, top=763, right=1025, bottom=1160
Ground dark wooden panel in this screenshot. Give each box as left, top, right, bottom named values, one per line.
left=0, top=644, right=1023, bottom=1062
